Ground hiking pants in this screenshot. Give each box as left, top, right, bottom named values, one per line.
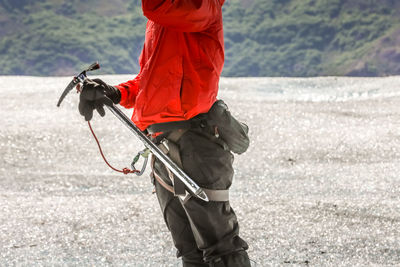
left=151, top=126, right=251, bottom=266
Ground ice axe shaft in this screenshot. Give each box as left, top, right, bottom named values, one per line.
left=106, top=104, right=209, bottom=202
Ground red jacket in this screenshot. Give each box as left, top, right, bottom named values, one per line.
left=115, top=0, right=225, bottom=131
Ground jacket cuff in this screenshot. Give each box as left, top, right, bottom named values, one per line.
left=115, top=85, right=128, bottom=106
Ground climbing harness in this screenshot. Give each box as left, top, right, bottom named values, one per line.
left=149, top=126, right=230, bottom=203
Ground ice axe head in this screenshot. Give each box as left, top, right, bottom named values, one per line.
left=57, top=62, right=100, bottom=107
left=85, top=62, right=100, bottom=72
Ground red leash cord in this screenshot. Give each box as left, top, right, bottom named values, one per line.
left=87, top=121, right=138, bottom=175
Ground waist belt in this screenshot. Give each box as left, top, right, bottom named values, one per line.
left=150, top=130, right=229, bottom=203
left=146, top=114, right=208, bottom=134
left=147, top=120, right=192, bottom=134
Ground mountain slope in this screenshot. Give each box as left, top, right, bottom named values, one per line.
left=222, top=0, right=400, bottom=76
left=0, top=0, right=399, bottom=77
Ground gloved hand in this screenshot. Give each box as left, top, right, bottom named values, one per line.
left=78, top=78, right=121, bottom=121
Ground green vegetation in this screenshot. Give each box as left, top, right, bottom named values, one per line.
left=0, top=0, right=399, bottom=76
left=222, top=0, right=400, bottom=76
left=0, top=0, right=146, bottom=76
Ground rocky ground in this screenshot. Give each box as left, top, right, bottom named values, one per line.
left=0, top=76, right=399, bottom=266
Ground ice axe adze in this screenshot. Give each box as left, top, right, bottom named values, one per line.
left=57, top=62, right=209, bottom=202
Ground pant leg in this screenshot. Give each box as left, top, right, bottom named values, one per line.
left=153, top=127, right=250, bottom=265
left=177, top=129, right=249, bottom=263
left=212, top=250, right=252, bottom=267
left=153, top=159, right=208, bottom=267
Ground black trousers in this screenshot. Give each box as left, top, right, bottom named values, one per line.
left=152, top=126, right=250, bottom=266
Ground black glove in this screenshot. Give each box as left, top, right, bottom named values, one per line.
left=78, top=78, right=121, bottom=121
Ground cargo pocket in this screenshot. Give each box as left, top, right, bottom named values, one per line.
left=178, top=130, right=234, bottom=190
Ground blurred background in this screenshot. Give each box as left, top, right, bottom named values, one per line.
left=0, top=0, right=400, bottom=77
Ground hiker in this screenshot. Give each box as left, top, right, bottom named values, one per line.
left=78, top=1, right=251, bottom=266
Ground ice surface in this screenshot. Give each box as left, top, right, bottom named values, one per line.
left=0, top=75, right=399, bottom=266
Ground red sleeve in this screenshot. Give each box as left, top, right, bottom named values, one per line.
left=142, top=0, right=220, bottom=32
left=115, top=75, right=141, bottom=109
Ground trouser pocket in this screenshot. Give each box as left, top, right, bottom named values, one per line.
left=178, top=129, right=234, bottom=190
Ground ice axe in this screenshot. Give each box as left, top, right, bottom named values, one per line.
left=57, top=62, right=209, bottom=202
